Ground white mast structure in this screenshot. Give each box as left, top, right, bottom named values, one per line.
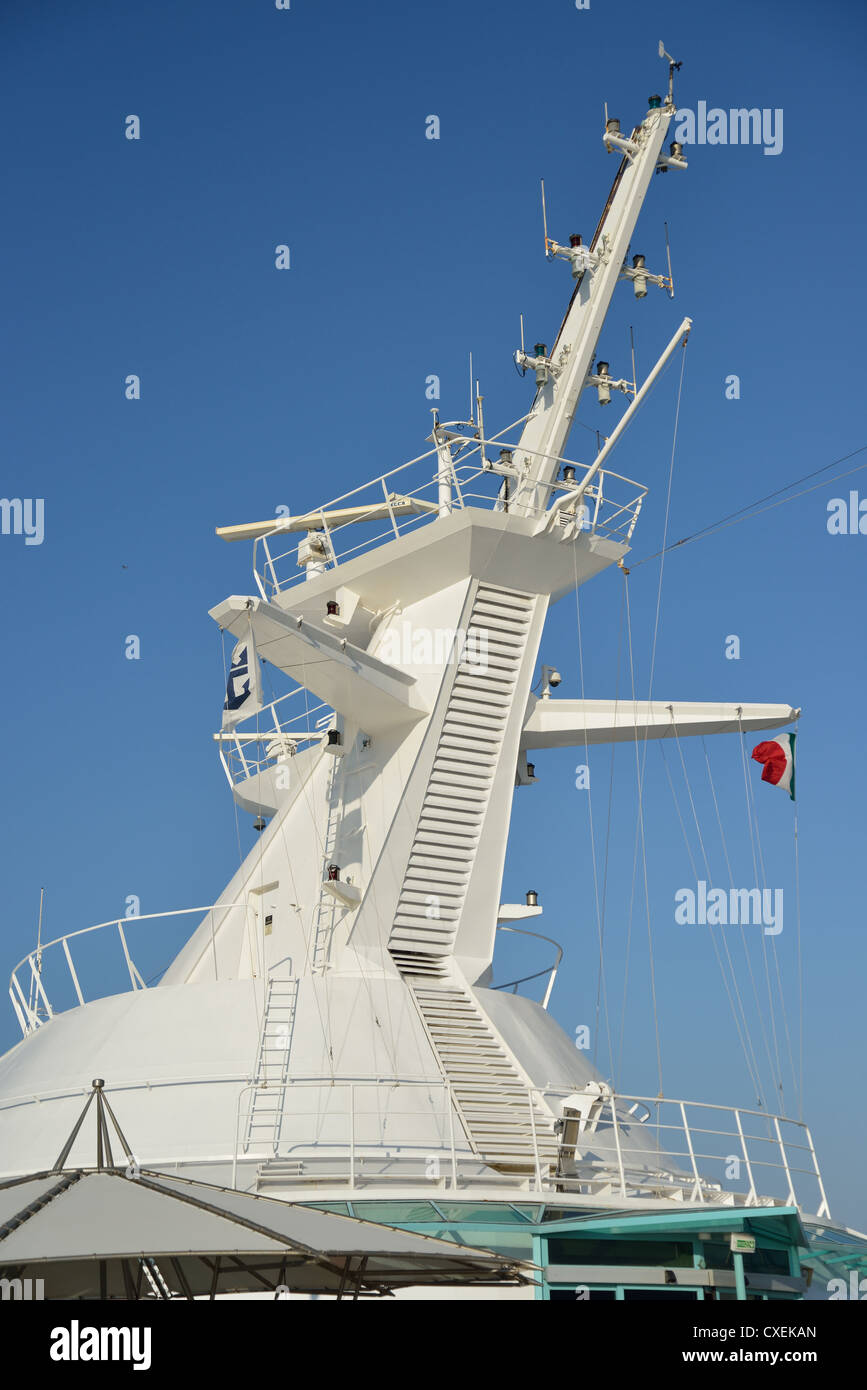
left=510, top=78, right=686, bottom=521
left=0, top=65, right=824, bottom=1240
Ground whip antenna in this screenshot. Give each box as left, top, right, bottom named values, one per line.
left=665, top=221, right=675, bottom=299
left=540, top=179, right=551, bottom=257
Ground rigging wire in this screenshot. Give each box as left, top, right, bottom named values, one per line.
left=701, top=736, right=776, bottom=1108
left=343, top=732, right=411, bottom=1077
left=595, top=585, right=627, bottom=1083
left=219, top=630, right=247, bottom=877
left=793, top=808, right=804, bottom=1121
left=632, top=443, right=867, bottom=569
left=621, top=572, right=663, bottom=1097
left=572, top=578, right=614, bottom=1077
left=737, top=716, right=785, bottom=1104
left=666, top=727, right=769, bottom=1107
left=657, top=740, right=765, bottom=1107
left=618, top=340, right=689, bottom=1096
left=739, top=718, right=799, bottom=1110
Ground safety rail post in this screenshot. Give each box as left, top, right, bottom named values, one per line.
left=609, top=1094, right=627, bottom=1198
left=446, top=1081, right=458, bottom=1190
left=116, top=921, right=146, bottom=992
left=772, top=1115, right=797, bottom=1206
left=232, top=1087, right=242, bottom=1187
left=349, top=1083, right=356, bottom=1190
left=733, top=1108, right=758, bottom=1205
left=626, top=492, right=646, bottom=540
left=253, top=561, right=269, bottom=603
left=591, top=475, right=604, bottom=530
left=447, top=453, right=466, bottom=509
left=10, top=973, right=36, bottom=1034
left=8, top=988, right=27, bottom=1036
left=527, top=1091, right=543, bottom=1193
left=236, top=732, right=251, bottom=781
left=380, top=479, right=401, bottom=541
left=317, top=509, right=338, bottom=571
left=62, top=938, right=85, bottom=1007
left=679, top=1101, right=705, bottom=1202
left=803, top=1124, right=831, bottom=1220
left=541, top=962, right=559, bottom=1011
left=260, top=537, right=280, bottom=597
left=27, top=955, right=54, bottom=1020
left=270, top=702, right=283, bottom=742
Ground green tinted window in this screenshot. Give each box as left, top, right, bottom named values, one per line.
left=350, top=1202, right=440, bottom=1223
left=431, top=1203, right=530, bottom=1224
left=546, top=1238, right=695, bottom=1267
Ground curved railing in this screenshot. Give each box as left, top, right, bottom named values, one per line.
left=8, top=904, right=253, bottom=1036
left=492, top=924, right=564, bottom=1009
left=214, top=689, right=332, bottom=790
left=228, top=1075, right=830, bottom=1219
left=0, top=1054, right=830, bottom=1220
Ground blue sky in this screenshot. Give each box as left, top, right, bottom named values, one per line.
left=2, top=0, right=866, bottom=1227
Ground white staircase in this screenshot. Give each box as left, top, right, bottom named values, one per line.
left=411, top=980, right=559, bottom=1173
left=244, top=977, right=299, bottom=1154
left=388, top=582, right=535, bottom=976
left=383, top=580, right=559, bottom=1172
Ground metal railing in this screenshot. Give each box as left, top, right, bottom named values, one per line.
left=215, top=690, right=333, bottom=790
left=0, top=1056, right=830, bottom=1220
left=229, top=1074, right=830, bottom=1219
left=492, top=924, right=564, bottom=1010
left=544, top=1090, right=831, bottom=1220
left=8, top=904, right=254, bottom=1036
left=232, top=1076, right=470, bottom=1188
left=251, top=424, right=647, bottom=599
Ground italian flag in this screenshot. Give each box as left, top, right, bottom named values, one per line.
left=751, top=732, right=796, bottom=801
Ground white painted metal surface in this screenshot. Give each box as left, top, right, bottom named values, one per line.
left=0, top=73, right=824, bottom=1263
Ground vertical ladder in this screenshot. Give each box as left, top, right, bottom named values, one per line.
left=310, top=757, right=344, bottom=974
left=244, top=976, right=299, bottom=1155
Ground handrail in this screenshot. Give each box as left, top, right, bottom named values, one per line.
left=214, top=691, right=332, bottom=790
left=250, top=427, right=648, bottom=597
left=0, top=1063, right=829, bottom=1218
left=493, top=924, right=564, bottom=1009
left=226, top=1077, right=828, bottom=1216
left=8, top=903, right=255, bottom=1036
left=232, top=1075, right=466, bottom=1189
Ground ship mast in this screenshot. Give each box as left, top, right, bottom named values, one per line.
left=510, top=72, right=686, bottom=519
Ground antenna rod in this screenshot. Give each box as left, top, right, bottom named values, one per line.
left=541, top=178, right=551, bottom=256
left=568, top=316, right=692, bottom=505
left=665, top=220, right=675, bottom=299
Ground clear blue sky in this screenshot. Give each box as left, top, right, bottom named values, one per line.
left=2, top=0, right=865, bottom=1227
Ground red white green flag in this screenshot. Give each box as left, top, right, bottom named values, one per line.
left=751, top=732, right=796, bottom=801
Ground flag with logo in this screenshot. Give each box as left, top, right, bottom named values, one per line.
left=222, top=632, right=264, bottom=730
left=751, top=732, right=796, bottom=801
